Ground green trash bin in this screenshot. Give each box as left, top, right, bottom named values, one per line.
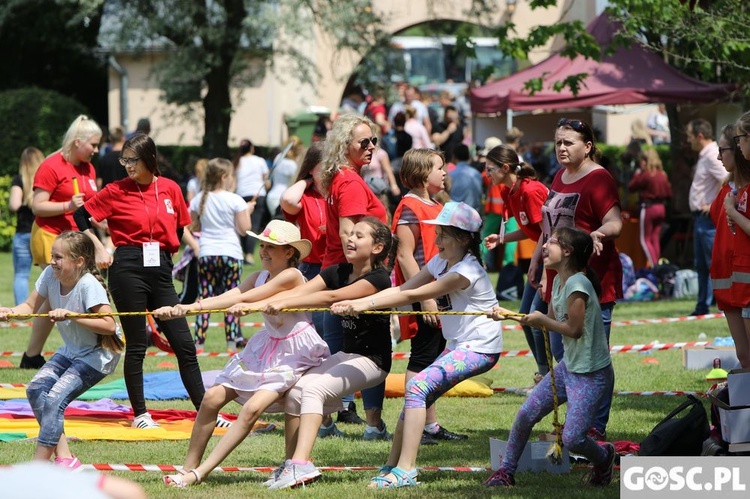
left=285, top=112, right=319, bottom=146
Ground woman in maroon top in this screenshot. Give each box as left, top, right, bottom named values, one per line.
left=75, top=134, right=205, bottom=429
left=529, top=118, right=622, bottom=439
left=628, top=149, right=673, bottom=267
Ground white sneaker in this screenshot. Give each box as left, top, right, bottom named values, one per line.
left=132, top=412, right=160, bottom=429
left=263, top=460, right=290, bottom=487
left=215, top=415, right=233, bottom=428
left=268, top=461, right=321, bottom=489
left=317, top=422, right=344, bottom=438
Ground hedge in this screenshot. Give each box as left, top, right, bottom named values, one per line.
left=0, top=87, right=90, bottom=176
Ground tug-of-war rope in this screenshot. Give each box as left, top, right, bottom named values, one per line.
left=79, top=464, right=490, bottom=474
left=0, top=307, right=566, bottom=464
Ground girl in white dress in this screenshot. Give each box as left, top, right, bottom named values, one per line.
left=155, top=219, right=329, bottom=488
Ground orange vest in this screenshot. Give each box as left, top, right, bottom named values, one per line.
left=391, top=196, right=442, bottom=340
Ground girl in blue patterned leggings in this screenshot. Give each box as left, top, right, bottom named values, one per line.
left=485, top=226, right=615, bottom=488
left=332, top=202, right=502, bottom=489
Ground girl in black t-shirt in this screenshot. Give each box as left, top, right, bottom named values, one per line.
left=228, top=217, right=395, bottom=489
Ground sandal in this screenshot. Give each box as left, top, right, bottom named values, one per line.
left=367, top=465, right=395, bottom=488
left=163, top=469, right=202, bottom=488
left=389, top=467, right=419, bottom=488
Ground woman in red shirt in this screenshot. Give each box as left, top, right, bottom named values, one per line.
left=317, top=113, right=388, bottom=431
left=20, top=115, right=102, bottom=369
left=281, top=141, right=328, bottom=334
left=628, top=149, right=673, bottom=267
left=75, top=134, right=205, bottom=429
left=712, top=124, right=750, bottom=368
left=483, top=144, right=550, bottom=383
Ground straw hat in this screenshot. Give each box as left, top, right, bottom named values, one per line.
left=479, top=137, right=503, bottom=156
left=247, top=220, right=312, bottom=260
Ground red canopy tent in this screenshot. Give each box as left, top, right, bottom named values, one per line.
left=470, top=13, right=735, bottom=114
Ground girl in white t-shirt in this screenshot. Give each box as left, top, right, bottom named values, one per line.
left=331, top=201, right=502, bottom=488
left=266, top=137, right=303, bottom=218
left=189, top=158, right=252, bottom=351
left=484, top=226, right=615, bottom=488
left=0, top=231, right=122, bottom=469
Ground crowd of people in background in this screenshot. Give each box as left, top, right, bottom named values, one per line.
left=9, top=93, right=750, bottom=490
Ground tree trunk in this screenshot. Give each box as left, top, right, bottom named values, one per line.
left=202, top=67, right=232, bottom=159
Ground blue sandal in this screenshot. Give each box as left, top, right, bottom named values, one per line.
left=389, top=467, right=420, bottom=488
left=368, top=465, right=395, bottom=488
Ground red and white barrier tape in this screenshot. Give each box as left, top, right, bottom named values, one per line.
left=493, top=387, right=706, bottom=397
left=0, top=313, right=725, bottom=330
left=81, top=463, right=489, bottom=473
left=0, top=340, right=713, bottom=360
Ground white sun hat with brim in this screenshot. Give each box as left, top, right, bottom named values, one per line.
left=247, top=219, right=312, bottom=260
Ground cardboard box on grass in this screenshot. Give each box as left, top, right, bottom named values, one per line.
left=489, top=438, right=570, bottom=474
left=708, top=394, right=750, bottom=444
left=682, top=345, right=740, bottom=371
left=728, top=368, right=750, bottom=407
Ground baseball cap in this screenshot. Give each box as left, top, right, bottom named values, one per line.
left=423, top=201, right=482, bottom=232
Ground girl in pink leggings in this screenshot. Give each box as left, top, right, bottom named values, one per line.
left=486, top=226, right=615, bottom=488
left=333, top=201, right=502, bottom=489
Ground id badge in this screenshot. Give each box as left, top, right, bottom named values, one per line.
left=499, top=219, right=506, bottom=242
left=143, top=242, right=160, bottom=267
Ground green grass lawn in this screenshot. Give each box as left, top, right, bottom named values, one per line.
left=0, top=252, right=731, bottom=498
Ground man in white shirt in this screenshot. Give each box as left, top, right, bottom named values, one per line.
left=687, top=118, right=727, bottom=316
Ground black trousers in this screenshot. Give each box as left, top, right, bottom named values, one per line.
left=108, top=246, right=205, bottom=415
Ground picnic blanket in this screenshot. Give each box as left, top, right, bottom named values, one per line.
left=0, top=370, right=221, bottom=401
left=0, top=398, right=273, bottom=442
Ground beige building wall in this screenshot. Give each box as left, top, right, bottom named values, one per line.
left=108, top=0, right=597, bottom=148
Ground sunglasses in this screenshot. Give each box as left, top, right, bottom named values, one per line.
left=358, top=137, right=378, bottom=150
left=734, top=133, right=749, bottom=146
left=118, top=156, right=140, bottom=167
left=557, top=118, right=589, bottom=134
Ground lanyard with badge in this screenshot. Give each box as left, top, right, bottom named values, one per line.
left=135, top=177, right=160, bottom=267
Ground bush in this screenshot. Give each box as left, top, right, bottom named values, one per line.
left=0, top=87, right=90, bottom=176
left=0, top=176, right=16, bottom=251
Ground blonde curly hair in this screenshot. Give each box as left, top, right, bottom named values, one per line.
left=320, top=114, right=376, bottom=192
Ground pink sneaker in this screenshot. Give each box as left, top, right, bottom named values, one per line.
left=54, top=455, right=82, bottom=471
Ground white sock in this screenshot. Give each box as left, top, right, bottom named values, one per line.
left=424, top=422, right=439, bottom=434
left=365, top=424, right=381, bottom=433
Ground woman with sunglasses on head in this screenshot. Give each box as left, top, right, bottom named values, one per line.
left=74, top=134, right=205, bottom=429
left=318, top=114, right=388, bottom=429
left=527, top=118, right=622, bottom=441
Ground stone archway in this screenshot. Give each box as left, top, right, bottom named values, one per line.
left=312, top=0, right=511, bottom=113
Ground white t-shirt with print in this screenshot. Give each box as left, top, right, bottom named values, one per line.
left=190, top=190, right=247, bottom=260
left=36, top=267, right=120, bottom=374
left=426, top=253, right=503, bottom=354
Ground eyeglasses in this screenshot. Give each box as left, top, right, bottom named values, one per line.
left=118, top=156, right=140, bottom=167
left=486, top=165, right=500, bottom=174
left=358, top=137, right=378, bottom=150
left=719, top=146, right=735, bottom=154
left=734, top=133, right=749, bottom=145
left=546, top=236, right=560, bottom=246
